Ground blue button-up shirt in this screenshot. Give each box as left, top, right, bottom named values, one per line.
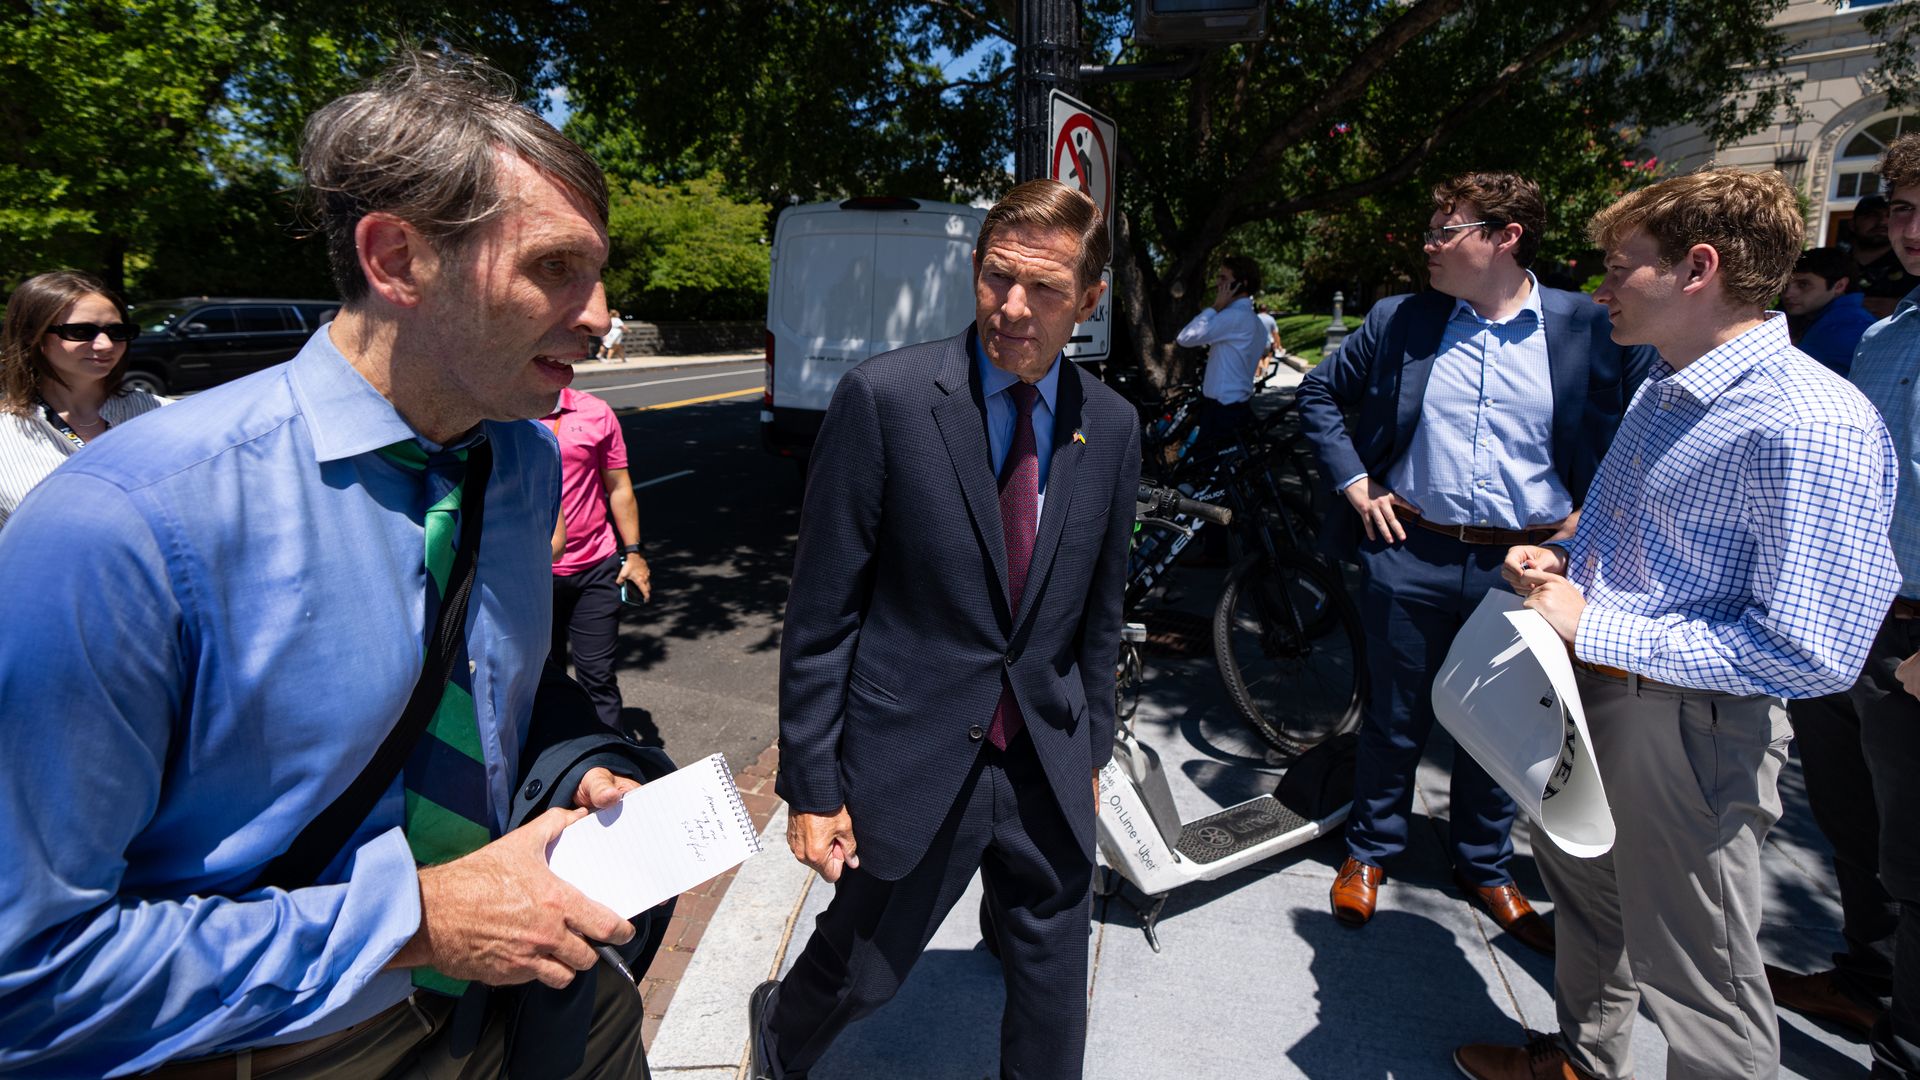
left=1849, top=285, right=1920, bottom=599
left=1565, top=315, right=1900, bottom=697
left=974, top=332, right=1060, bottom=528
left=1384, top=275, right=1570, bottom=529
left=0, top=331, right=560, bottom=1075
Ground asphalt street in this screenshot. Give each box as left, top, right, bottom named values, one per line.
left=566, top=360, right=797, bottom=776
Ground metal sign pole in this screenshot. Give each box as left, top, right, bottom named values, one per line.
left=1015, top=0, right=1079, bottom=183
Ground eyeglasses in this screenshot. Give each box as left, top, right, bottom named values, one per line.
left=46, top=322, right=138, bottom=343
left=1421, top=220, right=1499, bottom=246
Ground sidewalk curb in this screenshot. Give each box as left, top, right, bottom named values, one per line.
left=575, top=351, right=760, bottom=376
left=647, top=804, right=815, bottom=1078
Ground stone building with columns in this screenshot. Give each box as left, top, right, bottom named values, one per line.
left=1641, top=0, right=1912, bottom=247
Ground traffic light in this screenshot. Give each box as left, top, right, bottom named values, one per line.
left=1134, top=0, right=1268, bottom=47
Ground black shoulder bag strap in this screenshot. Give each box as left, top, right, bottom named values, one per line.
left=255, top=438, right=495, bottom=892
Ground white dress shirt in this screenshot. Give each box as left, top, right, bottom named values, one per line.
left=1177, top=297, right=1266, bottom=405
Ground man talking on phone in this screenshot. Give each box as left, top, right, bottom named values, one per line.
left=1176, top=254, right=1268, bottom=452
left=547, top=384, right=653, bottom=734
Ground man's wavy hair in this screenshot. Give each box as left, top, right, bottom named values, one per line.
left=973, top=180, right=1110, bottom=291
left=1879, top=132, right=1920, bottom=197
left=301, top=50, right=608, bottom=303
left=1432, top=172, right=1546, bottom=268
left=1587, top=167, right=1803, bottom=310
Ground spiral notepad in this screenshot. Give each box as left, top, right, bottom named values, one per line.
left=546, top=752, right=765, bottom=918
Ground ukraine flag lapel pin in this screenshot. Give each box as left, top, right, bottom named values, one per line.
left=1072, top=428, right=1087, bottom=445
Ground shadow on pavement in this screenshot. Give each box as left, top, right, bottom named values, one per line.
left=1285, top=907, right=1521, bottom=1079
left=801, top=946, right=1008, bottom=1078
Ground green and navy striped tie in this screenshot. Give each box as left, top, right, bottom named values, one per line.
left=380, top=438, right=496, bottom=996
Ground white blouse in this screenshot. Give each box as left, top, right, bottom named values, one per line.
left=0, top=390, right=169, bottom=529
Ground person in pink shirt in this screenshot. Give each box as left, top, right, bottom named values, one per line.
left=546, top=385, right=652, bottom=731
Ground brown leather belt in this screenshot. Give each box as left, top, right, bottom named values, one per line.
left=1893, top=597, right=1920, bottom=620
left=1390, top=503, right=1557, bottom=547
left=146, top=995, right=442, bottom=1080
left=1570, top=657, right=1694, bottom=693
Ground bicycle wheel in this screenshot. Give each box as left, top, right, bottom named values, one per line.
left=1212, top=550, right=1365, bottom=759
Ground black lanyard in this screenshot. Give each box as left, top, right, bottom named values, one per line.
left=36, top=396, right=105, bottom=448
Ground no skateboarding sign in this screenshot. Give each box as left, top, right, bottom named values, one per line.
left=1049, top=91, right=1116, bottom=362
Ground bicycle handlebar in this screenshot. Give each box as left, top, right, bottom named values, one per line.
left=1137, top=483, right=1232, bottom=526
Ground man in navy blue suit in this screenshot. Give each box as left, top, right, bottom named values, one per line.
left=748, top=180, right=1141, bottom=1080
left=1297, top=171, right=1653, bottom=953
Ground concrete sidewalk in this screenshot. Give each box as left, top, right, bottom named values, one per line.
left=646, top=376, right=1873, bottom=1080
left=573, top=349, right=759, bottom=375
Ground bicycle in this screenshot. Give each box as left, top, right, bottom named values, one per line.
left=1149, top=421, right=1366, bottom=759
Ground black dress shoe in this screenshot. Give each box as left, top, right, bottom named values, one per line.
left=748, top=979, right=780, bottom=1080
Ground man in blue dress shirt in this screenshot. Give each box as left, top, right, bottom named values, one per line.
left=1297, top=172, right=1652, bottom=952
left=1782, top=246, right=1875, bottom=376
left=1770, top=134, right=1920, bottom=1079
left=1462, top=168, right=1901, bottom=1080
left=0, top=54, right=651, bottom=1077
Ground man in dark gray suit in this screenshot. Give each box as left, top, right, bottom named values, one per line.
left=748, top=180, right=1141, bottom=1079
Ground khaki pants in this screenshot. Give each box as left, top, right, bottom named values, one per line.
left=149, top=962, right=648, bottom=1079
left=1536, top=668, right=1790, bottom=1080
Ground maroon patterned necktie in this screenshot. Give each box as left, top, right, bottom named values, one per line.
left=988, top=382, right=1040, bottom=751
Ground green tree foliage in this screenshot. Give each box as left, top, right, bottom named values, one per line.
left=602, top=174, right=770, bottom=321
left=0, top=0, right=565, bottom=298
left=557, top=0, right=1012, bottom=206
left=1083, top=0, right=1795, bottom=374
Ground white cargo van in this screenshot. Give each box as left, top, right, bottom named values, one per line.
left=761, top=197, right=987, bottom=459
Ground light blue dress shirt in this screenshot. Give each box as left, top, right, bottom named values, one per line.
left=1382, top=275, right=1571, bottom=529
left=1565, top=316, right=1901, bottom=697
left=0, top=330, right=560, bottom=1075
left=1849, top=284, right=1920, bottom=599
left=973, top=332, right=1059, bottom=528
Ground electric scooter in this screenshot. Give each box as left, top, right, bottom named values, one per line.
left=1091, top=485, right=1356, bottom=950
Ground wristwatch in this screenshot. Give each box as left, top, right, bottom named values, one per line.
left=620, top=542, right=647, bottom=558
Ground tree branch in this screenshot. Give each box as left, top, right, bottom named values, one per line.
left=849, top=77, right=996, bottom=117
left=1232, top=0, right=1629, bottom=226
left=922, top=0, right=1013, bottom=46
left=1168, top=0, right=1465, bottom=282
left=1118, top=141, right=1184, bottom=257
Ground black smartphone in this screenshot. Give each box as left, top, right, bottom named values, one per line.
left=619, top=582, right=646, bottom=606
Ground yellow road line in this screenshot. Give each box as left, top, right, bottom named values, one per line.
left=622, top=387, right=762, bottom=412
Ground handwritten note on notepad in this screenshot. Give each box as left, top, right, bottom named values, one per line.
left=546, top=752, right=764, bottom=918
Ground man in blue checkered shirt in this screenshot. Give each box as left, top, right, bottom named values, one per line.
left=1453, top=169, right=1901, bottom=1080
left=1767, top=133, right=1920, bottom=1080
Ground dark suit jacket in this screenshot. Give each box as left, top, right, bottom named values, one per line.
left=775, top=328, right=1142, bottom=881
left=1295, top=287, right=1656, bottom=554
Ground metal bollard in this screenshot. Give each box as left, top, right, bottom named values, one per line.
left=1323, top=290, right=1350, bottom=356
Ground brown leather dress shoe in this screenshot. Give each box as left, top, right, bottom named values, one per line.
left=1454, top=1031, right=1598, bottom=1080
left=1765, top=964, right=1882, bottom=1037
left=1331, top=856, right=1383, bottom=926
left=1455, top=872, right=1555, bottom=956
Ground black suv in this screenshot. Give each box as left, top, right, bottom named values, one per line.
left=123, top=298, right=340, bottom=394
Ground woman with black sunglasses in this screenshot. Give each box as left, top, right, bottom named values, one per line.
left=0, top=270, right=168, bottom=527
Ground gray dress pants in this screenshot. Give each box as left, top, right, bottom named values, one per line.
left=1535, top=668, right=1791, bottom=1080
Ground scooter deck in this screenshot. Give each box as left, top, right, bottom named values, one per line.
left=1175, top=794, right=1311, bottom=865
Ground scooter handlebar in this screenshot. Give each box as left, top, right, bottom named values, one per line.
left=1136, top=483, right=1232, bottom=526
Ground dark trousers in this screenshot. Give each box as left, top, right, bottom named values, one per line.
left=147, top=962, right=647, bottom=1079
left=764, top=735, right=1091, bottom=1080
left=552, top=555, right=624, bottom=731
left=1194, top=398, right=1253, bottom=560
left=1785, top=611, right=1919, bottom=1012
left=1854, top=618, right=1920, bottom=1078
left=1345, top=524, right=1519, bottom=885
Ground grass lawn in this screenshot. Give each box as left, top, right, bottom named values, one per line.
left=1274, top=312, right=1362, bottom=365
